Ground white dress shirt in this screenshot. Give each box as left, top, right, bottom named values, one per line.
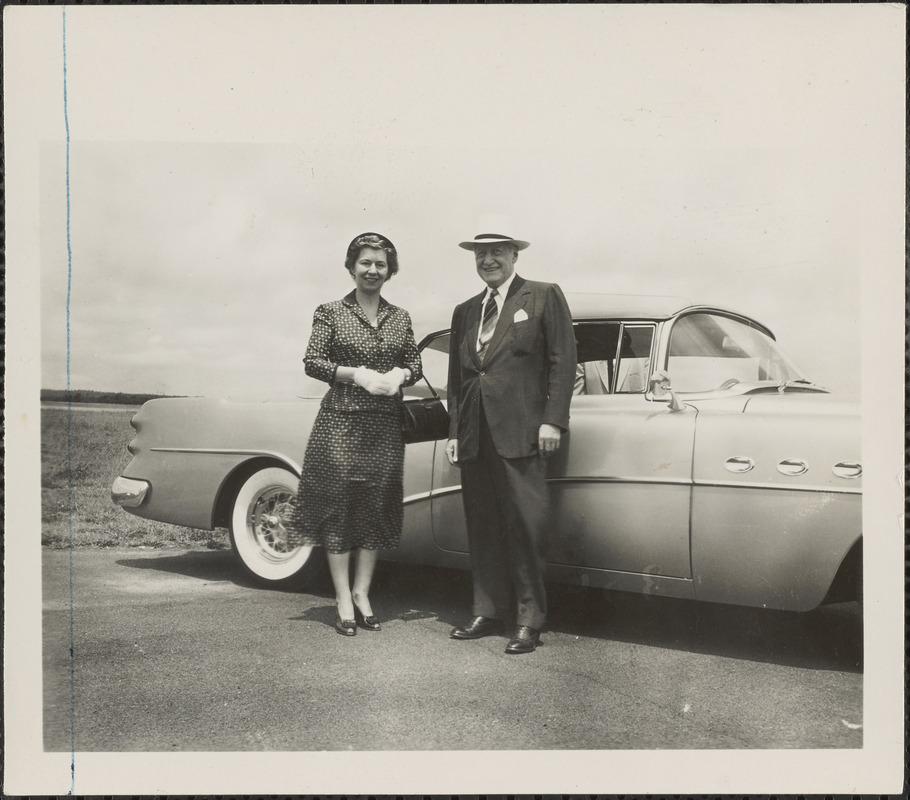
left=476, top=272, right=517, bottom=353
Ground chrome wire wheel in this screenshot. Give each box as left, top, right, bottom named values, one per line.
left=229, top=467, right=314, bottom=583
left=248, top=485, right=296, bottom=557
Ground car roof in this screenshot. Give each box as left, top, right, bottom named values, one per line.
left=412, top=292, right=769, bottom=341
left=565, top=292, right=771, bottom=334
left=565, top=292, right=694, bottom=320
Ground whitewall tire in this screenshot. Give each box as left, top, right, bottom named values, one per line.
left=229, top=467, right=316, bottom=584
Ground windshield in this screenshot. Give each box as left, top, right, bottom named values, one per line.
left=666, top=312, right=807, bottom=393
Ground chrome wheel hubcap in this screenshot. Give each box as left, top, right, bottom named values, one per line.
left=248, top=487, right=296, bottom=557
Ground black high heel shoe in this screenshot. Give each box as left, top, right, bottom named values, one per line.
left=335, top=614, right=357, bottom=636
left=354, top=605, right=381, bottom=632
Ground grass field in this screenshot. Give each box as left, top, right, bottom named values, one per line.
left=41, top=406, right=230, bottom=550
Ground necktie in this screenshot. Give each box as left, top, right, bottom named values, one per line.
left=477, top=288, right=499, bottom=359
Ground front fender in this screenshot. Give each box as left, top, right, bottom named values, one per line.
left=690, top=395, right=861, bottom=610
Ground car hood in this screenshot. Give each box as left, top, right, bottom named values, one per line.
left=685, top=389, right=857, bottom=418
left=740, top=392, right=859, bottom=418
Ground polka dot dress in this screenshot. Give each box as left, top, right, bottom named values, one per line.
left=287, top=291, right=422, bottom=554
left=290, top=408, right=405, bottom=553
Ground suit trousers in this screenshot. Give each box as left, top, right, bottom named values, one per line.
left=460, top=406, right=550, bottom=630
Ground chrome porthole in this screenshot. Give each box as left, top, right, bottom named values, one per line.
left=724, top=456, right=755, bottom=473
left=777, top=459, right=809, bottom=476
left=833, top=461, right=862, bottom=479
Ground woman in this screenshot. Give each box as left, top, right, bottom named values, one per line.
left=288, top=232, right=422, bottom=636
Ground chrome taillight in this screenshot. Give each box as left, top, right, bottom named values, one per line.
left=111, top=476, right=150, bottom=508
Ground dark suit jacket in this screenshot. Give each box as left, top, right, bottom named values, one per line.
left=447, top=275, right=577, bottom=461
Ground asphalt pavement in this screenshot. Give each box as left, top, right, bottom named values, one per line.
left=42, top=546, right=862, bottom=752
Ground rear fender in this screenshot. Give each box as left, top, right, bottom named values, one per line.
left=213, top=457, right=301, bottom=529
left=118, top=397, right=315, bottom=529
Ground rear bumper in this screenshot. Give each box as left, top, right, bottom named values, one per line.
left=111, top=476, right=150, bottom=508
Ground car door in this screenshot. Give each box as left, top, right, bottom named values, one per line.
left=430, top=322, right=697, bottom=592
left=399, top=333, right=452, bottom=560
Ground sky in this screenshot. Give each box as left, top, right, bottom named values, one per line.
left=24, top=4, right=903, bottom=400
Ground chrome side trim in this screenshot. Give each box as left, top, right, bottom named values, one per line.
left=148, top=447, right=301, bottom=474
left=412, top=479, right=694, bottom=504
left=552, top=475, right=860, bottom=494
left=153, top=446, right=280, bottom=455
left=424, top=485, right=464, bottom=499
left=547, top=476, right=692, bottom=487
left=429, top=475, right=859, bottom=495
left=692, top=479, right=860, bottom=495
left=547, top=564, right=694, bottom=582
left=402, top=490, right=435, bottom=506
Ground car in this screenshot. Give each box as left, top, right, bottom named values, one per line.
left=111, top=293, right=862, bottom=612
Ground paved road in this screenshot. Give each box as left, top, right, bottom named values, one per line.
left=43, top=547, right=862, bottom=752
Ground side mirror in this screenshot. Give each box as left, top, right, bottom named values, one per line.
left=649, top=370, right=684, bottom=412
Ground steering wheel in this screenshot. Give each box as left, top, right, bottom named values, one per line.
left=717, top=378, right=740, bottom=390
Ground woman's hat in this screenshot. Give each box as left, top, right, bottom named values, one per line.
left=458, top=233, right=530, bottom=251
left=349, top=231, right=395, bottom=252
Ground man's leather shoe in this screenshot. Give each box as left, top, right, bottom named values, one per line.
left=450, top=616, right=503, bottom=640
left=505, top=626, right=540, bottom=654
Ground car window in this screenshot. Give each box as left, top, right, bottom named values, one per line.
left=667, top=312, right=804, bottom=392
left=615, top=325, right=654, bottom=393
left=411, top=332, right=450, bottom=399
left=573, top=322, right=654, bottom=395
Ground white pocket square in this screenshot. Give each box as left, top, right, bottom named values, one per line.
left=513, top=309, right=529, bottom=323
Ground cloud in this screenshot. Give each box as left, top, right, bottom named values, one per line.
left=40, top=137, right=865, bottom=397
left=37, top=8, right=896, bottom=400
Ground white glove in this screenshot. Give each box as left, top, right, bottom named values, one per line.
left=353, top=367, right=393, bottom=396
left=384, top=367, right=408, bottom=389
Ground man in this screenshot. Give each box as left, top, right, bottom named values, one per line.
left=445, top=232, right=576, bottom=654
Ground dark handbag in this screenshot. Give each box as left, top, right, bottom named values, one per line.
left=401, top=378, right=450, bottom=444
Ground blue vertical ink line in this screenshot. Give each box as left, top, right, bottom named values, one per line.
left=63, top=5, right=76, bottom=795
